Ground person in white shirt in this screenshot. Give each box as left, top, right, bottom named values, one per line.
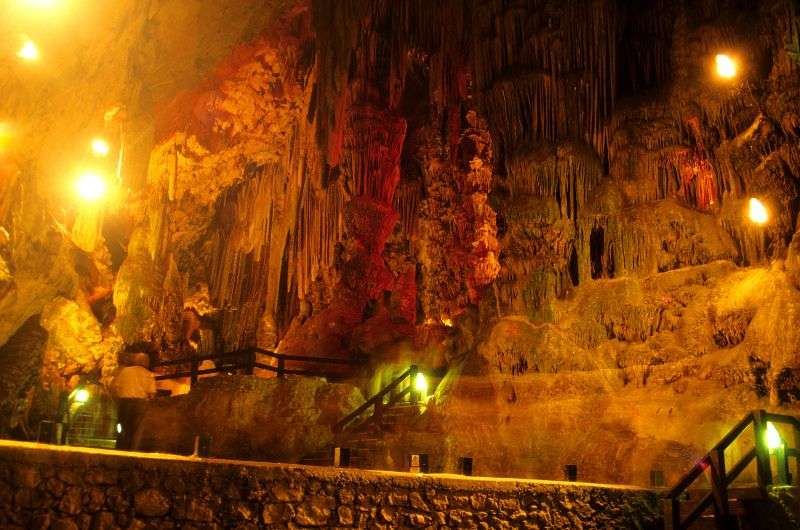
left=111, top=350, right=156, bottom=450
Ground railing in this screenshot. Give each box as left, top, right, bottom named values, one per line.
left=664, top=410, right=800, bottom=530
left=153, top=347, right=365, bottom=385
left=333, top=365, right=422, bottom=433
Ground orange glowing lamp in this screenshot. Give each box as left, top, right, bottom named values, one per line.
left=75, top=172, right=108, bottom=202
left=748, top=197, right=768, bottom=225
left=715, top=54, right=737, bottom=79
left=90, top=138, right=111, bottom=158
left=17, top=39, right=40, bottom=61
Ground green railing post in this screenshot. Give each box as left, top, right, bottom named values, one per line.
left=709, top=447, right=732, bottom=526
left=662, top=497, right=680, bottom=530
left=753, top=410, right=773, bottom=490
left=409, top=365, right=419, bottom=404
left=794, top=421, right=800, bottom=485
left=277, top=356, right=285, bottom=378
left=245, top=349, right=255, bottom=375
left=190, top=359, right=199, bottom=386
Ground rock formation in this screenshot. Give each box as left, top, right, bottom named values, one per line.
left=1, top=0, right=800, bottom=486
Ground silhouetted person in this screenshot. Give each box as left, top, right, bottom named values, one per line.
left=111, top=351, right=156, bottom=450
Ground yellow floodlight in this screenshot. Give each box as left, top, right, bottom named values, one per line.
left=715, top=54, right=737, bottom=79
left=90, top=138, right=111, bottom=158
left=75, top=172, right=108, bottom=201
left=17, top=39, right=40, bottom=61
left=748, top=197, right=768, bottom=225
left=766, top=422, right=783, bottom=450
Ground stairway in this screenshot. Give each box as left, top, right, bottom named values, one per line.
left=664, top=411, right=800, bottom=529
left=674, top=487, right=766, bottom=529
left=301, top=401, right=426, bottom=470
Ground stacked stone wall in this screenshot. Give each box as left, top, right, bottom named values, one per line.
left=0, top=441, right=660, bottom=529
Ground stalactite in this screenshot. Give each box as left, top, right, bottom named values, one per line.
left=472, top=0, right=618, bottom=157
left=392, top=179, right=421, bottom=238
left=506, top=142, right=604, bottom=220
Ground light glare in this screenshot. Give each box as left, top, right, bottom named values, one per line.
left=748, top=197, right=768, bottom=225
left=73, top=388, right=90, bottom=403
left=766, top=422, right=783, bottom=450
left=20, top=0, right=59, bottom=7
left=715, top=54, right=737, bottom=79
left=414, top=372, right=428, bottom=396
left=0, top=123, right=12, bottom=152
left=17, top=40, right=40, bottom=61
left=75, top=172, right=108, bottom=201
left=91, top=138, right=110, bottom=157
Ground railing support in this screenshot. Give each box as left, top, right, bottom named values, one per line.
left=794, top=421, right=800, bottom=486
left=277, top=356, right=285, bottom=378
left=245, top=349, right=256, bottom=375
left=662, top=497, right=680, bottom=530
left=709, top=448, right=732, bottom=529
left=190, top=359, right=199, bottom=386
left=753, top=409, right=773, bottom=491
left=409, top=365, right=419, bottom=404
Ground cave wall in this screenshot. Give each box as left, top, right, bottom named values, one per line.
left=1, top=0, right=800, bottom=485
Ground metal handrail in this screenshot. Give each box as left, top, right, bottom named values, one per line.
left=664, top=410, right=800, bottom=530
left=153, top=347, right=366, bottom=384
left=333, top=365, right=419, bottom=433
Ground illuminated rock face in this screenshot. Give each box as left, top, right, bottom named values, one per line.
left=1, top=0, right=800, bottom=485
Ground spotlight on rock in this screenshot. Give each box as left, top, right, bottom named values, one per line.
left=17, top=39, right=40, bottom=62
left=20, top=0, right=60, bottom=7
left=766, top=421, right=783, bottom=450
left=748, top=197, right=768, bottom=225
left=71, top=388, right=90, bottom=404
left=90, top=138, right=110, bottom=158
left=414, top=371, right=428, bottom=398
left=0, top=122, right=12, bottom=152
left=715, top=53, right=737, bottom=79
left=75, top=171, right=108, bottom=202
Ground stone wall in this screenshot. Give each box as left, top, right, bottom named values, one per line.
left=0, top=441, right=660, bottom=529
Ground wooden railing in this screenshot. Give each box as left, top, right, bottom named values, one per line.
left=333, top=365, right=422, bottom=433
left=153, top=347, right=365, bottom=385
left=664, top=410, right=800, bottom=530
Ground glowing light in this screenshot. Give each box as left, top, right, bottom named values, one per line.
left=440, top=317, right=453, bottom=327
left=73, top=388, right=90, bottom=404
left=20, top=0, right=60, bottom=7
left=715, top=54, right=737, bottom=79
left=748, top=197, right=768, bottom=225
left=414, top=372, right=428, bottom=397
left=75, top=172, right=108, bottom=201
left=17, top=39, right=40, bottom=61
left=90, top=138, right=110, bottom=158
left=116, top=423, right=122, bottom=434
left=0, top=123, right=12, bottom=152
left=766, top=422, right=783, bottom=450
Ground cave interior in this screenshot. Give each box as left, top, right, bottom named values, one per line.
left=1, top=0, right=800, bottom=492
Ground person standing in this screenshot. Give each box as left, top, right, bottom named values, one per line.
left=111, top=349, right=156, bottom=450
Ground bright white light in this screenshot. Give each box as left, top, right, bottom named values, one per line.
left=73, top=388, right=90, bottom=403
left=715, top=54, right=737, bottom=79
left=0, top=123, right=12, bottom=152
left=91, top=138, right=110, bottom=158
left=748, top=197, right=768, bottom=225
left=20, top=0, right=60, bottom=7
left=116, top=423, right=122, bottom=434
left=414, top=372, right=428, bottom=396
left=17, top=40, right=40, bottom=62
left=75, top=172, right=108, bottom=201
left=766, top=422, right=783, bottom=450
